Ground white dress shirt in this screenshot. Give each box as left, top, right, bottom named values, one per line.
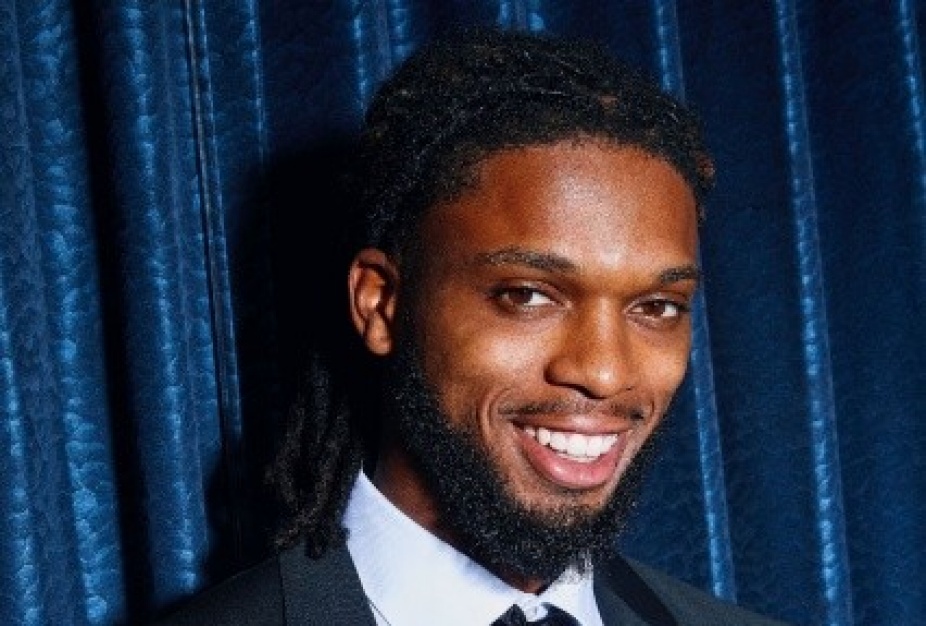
left=343, top=472, right=605, bottom=626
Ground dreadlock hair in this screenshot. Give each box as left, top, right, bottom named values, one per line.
left=269, top=26, right=715, bottom=558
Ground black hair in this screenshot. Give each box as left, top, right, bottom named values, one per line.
left=269, top=26, right=714, bottom=557
left=354, top=27, right=714, bottom=258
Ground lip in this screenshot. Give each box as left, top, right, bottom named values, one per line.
left=515, top=423, right=630, bottom=491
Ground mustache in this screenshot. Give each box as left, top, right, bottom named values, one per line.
left=497, top=399, right=648, bottom=422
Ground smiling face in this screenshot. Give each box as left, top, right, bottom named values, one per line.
left=348, top=139, right=699, bottom=589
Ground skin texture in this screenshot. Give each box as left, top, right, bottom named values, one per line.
left=348, top=139, right=699, bottom=592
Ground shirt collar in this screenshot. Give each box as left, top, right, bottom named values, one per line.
left=344, top=472, right=603, bottom=626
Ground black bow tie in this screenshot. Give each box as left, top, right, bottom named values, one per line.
left=492, top=603, right=581, bottom=625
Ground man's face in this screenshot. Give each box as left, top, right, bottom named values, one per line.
left=350, top=139, right=699, bottom=586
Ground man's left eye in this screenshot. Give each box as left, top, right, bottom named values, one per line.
left=496, top=287, right=555, bottom=308
left=632, top=300, right=689, bottom=319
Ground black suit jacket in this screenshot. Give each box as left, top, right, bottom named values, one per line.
left=155, top=543, right=790, bottom=625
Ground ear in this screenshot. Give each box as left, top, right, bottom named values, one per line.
left=348, top=248, right=400, bottom=356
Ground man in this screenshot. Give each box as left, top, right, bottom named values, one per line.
left=160, top=28, right=790, bottom=625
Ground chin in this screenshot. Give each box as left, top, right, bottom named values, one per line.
left=383, top=340, right=666, bottom=582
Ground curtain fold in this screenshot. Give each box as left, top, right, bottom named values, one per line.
left=90, top=3, right=220, bottom=610
left=775, top=2, right=851, bottom=624
left=800, top=2, right=926, bottom=623
left=654, top=0, right=738, bottom=603
left=1, top=1, right=923, bottom=624
left=0, top=1, right=123, bottom=623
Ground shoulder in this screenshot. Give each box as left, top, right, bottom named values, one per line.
left=595, top=554, right=794, bottom=626
left=153, top=555, right=285, bottom=625
left=151, top=542, right=375, bottom=626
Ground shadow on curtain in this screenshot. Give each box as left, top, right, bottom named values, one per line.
left=1, top=1, right=923, bottom=624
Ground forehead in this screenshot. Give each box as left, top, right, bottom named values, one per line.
left=418, top=141, right=698, bottom=271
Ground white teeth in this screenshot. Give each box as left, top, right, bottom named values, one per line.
left=567, top=433, right=587, bottom=456
left=522, top=426, right=619, bottom=460
left=538, top=427, right=551, bottom=446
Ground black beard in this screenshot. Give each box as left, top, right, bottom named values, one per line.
left=381, top=339, right=663, bottom=585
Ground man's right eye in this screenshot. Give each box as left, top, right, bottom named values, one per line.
left=492, top=286, right=556, bottom=309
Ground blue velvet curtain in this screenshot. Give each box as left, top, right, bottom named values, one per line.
left=1, top=1, right=923, bottom=624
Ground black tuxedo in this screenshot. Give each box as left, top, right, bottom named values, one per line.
left=156, top=542, right=790, bottom=625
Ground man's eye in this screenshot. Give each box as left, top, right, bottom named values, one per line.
left=494, top=287, right=555, bottom=308
left=633, top=300, right=690, bottom=319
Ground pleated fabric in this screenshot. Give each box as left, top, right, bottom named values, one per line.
left=0, top=1, right=123, bottom=623
left=0, top=1, right=923, bottom=624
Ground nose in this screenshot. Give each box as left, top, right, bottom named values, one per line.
left=544, top=304, right=638, bottom=399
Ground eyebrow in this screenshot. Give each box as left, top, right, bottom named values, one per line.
left=474, top=247, right=701, bottom=286
left=658, top=264, right=701, bottom=286
left=474, top=247, right=577, bottom=273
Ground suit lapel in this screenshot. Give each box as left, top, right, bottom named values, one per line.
left=279, top=543, right=378, bottom=626
left=594, top=554, right=679, bottom=626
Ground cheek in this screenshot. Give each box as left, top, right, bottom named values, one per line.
left=418, top=320, right=545, bottom=418
left=641, top=338, right=692, bottom=409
